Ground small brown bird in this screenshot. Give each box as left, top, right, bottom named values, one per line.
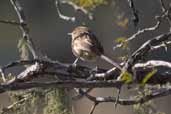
left=69, top=26, right=122, bottom=70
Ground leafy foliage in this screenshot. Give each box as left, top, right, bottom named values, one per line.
left=133, top=101, right=156, bottom=114
left=5, top=88, right=71, bottom=114
left=133, top=86, right=165, bottom=114
left=72, top=0, right=107, bottom=10
left=43, top=88, right=71, bottom=114
left=6, top=89, right=46, bottom=114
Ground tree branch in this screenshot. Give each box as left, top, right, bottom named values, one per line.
left=134, top=60, right=171, bottom=69
left=79, top=86, right=171, bottom=105
left=0, top=80, right=123, bottom=93
left=125, top=32, right=171, bottom=71
left=10, top=0, right=38, bottom=59
left=55, top=0, right=76, bottom=22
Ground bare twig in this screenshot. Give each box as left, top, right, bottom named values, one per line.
left=61, top=0, right=93, bottom=20
left=113, top=3, right=171, bottom=50
left=127, top=0, right=139, bottom=26
left=134, top=60, right=171, bottom=69
left=113, top=18, right=161, bottom=50
left=10, top=0, right=38, bottom=59
left=0, top=19, right=20, bottom=26
left=0, top=69, right=6, bottom=82
left=150, top=41, right=171, bottom=51
left=168, top=3, right=171, bottom=28
left=159, top=0, right=171, bottom=27
left=159, top=0, right=166, bottom=12
left=125, top=32, right=171, bottom=71
left=55, top=0, right=76, bottom=22
left=55, top=0, right=94, bottom=22
left=89, top=102, right=98, bottom=114
left=81, top=86, right=171, bottom=105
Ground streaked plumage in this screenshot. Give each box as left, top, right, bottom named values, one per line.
left=71, top=26, right=104, bottom=61
left=70, top=26, right=122, bottom=70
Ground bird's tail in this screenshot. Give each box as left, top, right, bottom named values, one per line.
left=100, top=55, right=122, bottom=70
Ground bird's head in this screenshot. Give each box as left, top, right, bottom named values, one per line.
left=68, top=26, right=90, bottom=41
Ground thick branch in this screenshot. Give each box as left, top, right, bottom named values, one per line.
left=134, top=60, right=171, bottom=69
left=1, top=58, right=171, bottom=86
left=0, top=80, right=123, bottom=93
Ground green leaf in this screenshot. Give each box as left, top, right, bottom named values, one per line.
left=141, top=69, right=157, bottom=85
left=72, top=0, right=107, bottom=10
left=119, top=71, right=133, bottom=83
left=116, top=18, right=129, bottom=29
left=115, top=37, right=128, bottom=49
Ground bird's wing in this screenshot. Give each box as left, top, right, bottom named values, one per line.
left=85, top=33, right=104, bottom=55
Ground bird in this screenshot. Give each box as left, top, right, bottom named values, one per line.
left=69, top=26, right=125, bottom=108
left=69, top=26, right=122, bottom=71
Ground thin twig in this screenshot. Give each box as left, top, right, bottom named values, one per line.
left=61, top=0, right=93, bottom=20
left=113, top=18, right=161, bottom=50
left=55, top=0, right=76, bottom=22
left=159, top=0, right=171, bottom=27
left=125, top=32, right=171, bottom=71
left=10, top=0, right=38, bottom=59
left=127, top=0, right=139, bottom=26
left=89, top=102, right=98, bottom=114
left=150, top=41, right=171, bottom=51
left=82, top=86, right=171, bottom=105
left=159, top=0, right=166, bottom=12
left=113, top=4, right=171, bottom=50
left=0, top=19, right=20, bottom=26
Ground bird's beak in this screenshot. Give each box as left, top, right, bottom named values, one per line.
left=67, top=32, right=72, bottom=36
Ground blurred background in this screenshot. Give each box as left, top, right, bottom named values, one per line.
left=0, top=0, right=171, bottom=114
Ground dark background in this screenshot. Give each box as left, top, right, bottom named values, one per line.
left=0, top=0, right=171, bottom=114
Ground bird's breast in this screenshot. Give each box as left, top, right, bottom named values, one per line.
left=72, top=39, right=98, bottom=61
